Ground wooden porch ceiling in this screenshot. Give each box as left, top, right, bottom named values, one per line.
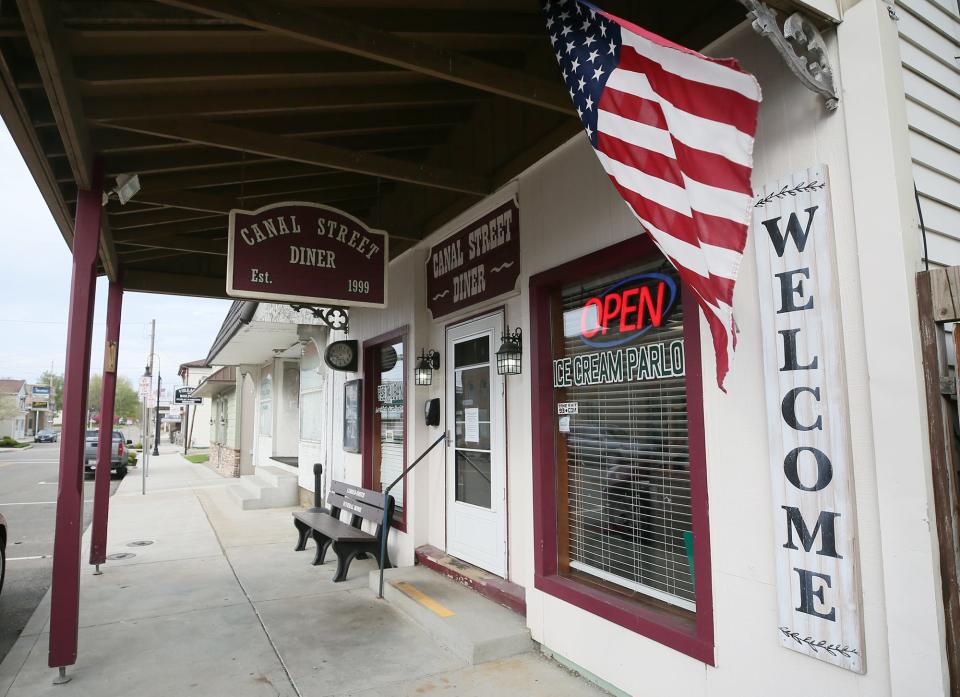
left=0, top=0, right=745, bottom=299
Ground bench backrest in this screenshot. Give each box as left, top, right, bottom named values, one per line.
left=327, top=480, right=394, bottom=527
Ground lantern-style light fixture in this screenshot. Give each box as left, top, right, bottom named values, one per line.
left=496, top=326, right=523, bottom=376
left=415, top=349, right=441, bottom=386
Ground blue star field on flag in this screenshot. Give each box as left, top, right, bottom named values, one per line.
left=543, top=0, right=621, bottom=148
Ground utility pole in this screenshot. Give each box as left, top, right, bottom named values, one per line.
left=153, top=374, right=161, bottom=457
left=183, top=403, right=190, bottom=455
left=143, top=318, right=155, bottom=492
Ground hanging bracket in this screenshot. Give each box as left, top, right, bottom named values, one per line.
left=737, top=0, right=839, bottom=111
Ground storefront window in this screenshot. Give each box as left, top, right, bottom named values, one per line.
left=554, top=262, right=692, bottom=609
left=259, top=366, right=272, bottom=436
left=300, top=341, right=324, bottom=442
left=531, top=236, right=712, bottom=663
left=364, top=330, right=406, bottom=527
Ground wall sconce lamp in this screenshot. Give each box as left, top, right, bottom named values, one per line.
left=496, top=326, right=523, bottom=376
left=415, top=349, right=440, bottom=386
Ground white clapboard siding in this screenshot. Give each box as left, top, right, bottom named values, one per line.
left=895, top=0, right=960, bottom=267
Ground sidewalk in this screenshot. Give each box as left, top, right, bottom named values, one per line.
left=0, top=448, right=606, bottom=697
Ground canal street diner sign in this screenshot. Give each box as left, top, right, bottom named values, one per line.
left=553, top=273, right=684, bottom=388
left=427, top=198, right=519, bottom=318
left=753, top=164, right=865, bottom=673
left=227, top=201, right=387, bottom=308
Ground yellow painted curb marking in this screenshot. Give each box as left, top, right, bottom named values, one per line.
left=391, top=581, right=455, bottom=618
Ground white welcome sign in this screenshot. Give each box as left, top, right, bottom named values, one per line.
left=753, top=164, right=865, bottom=673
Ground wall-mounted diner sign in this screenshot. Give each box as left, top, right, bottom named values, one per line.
left=753, top=164, right=865, bottom=673
left=427, top=198, right=519, bottom=318
left=227, top=201, right=387, bottom=308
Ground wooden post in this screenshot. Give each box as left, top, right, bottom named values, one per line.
left=89, top=277, right=123, bottom=570
left=48, top=163, right=103, bottom=675
left=917, top=269, right=960, bottom=697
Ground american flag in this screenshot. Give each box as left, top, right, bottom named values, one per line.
left=544, top=0, right=761, bottom=389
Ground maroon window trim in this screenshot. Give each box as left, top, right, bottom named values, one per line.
left=362, top=325, right=409, bottom=533
left=529, top=235, right=714, bottom=665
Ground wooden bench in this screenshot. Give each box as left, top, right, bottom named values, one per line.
left=293, top=480, right=394, bottom=582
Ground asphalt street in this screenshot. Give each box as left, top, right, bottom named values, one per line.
left=0, top=443, right=123, bottom=664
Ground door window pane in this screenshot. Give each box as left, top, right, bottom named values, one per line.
left=455, top=450, right=491, bottom=508
left=454, top=366, right=491, bottom=449
left=373, top=339, right=405, bottom=517
left=454, top=337, right=489, bottom=367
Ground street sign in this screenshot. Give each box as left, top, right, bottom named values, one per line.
left=174, top=387, right=202, bottom=405
left=139, top=376, right=151, bottom=397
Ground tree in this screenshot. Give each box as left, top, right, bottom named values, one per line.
left=115, top=377, right=141, bottom=421
left=87, top=374, right=102, bottom=414
left=87, top=374, right=140, bottom=422
left=37, top=371, right=64, bottom=412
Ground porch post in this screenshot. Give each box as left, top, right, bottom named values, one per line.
left=89, top=277, right=123, bottom=571
left=48, top=165, right=103, bottom=677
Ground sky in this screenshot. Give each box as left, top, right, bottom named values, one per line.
left=0, top=123, right=233, bottom=395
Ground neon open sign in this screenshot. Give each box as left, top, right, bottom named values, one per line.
left=579, top=273, right=678, bottom=348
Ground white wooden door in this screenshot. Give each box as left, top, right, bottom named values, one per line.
left=445, top=312, right=507, bottom=577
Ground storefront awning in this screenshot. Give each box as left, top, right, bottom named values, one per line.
left=0, top=0, right=748, bottom=297
left=192, top=365, right=236, bottom=398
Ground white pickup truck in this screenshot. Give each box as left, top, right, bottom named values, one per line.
left=83, top=429, right=131, bottom=477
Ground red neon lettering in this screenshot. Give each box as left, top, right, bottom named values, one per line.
left=581, top=297, right=603, bottom=338
left=638, top=282, right=666, bottom=327
left=602, top=293, right=621, bottom=335
left=580, top=280, right=669, bottom=339
left=619, top=287, right=640, bottom=332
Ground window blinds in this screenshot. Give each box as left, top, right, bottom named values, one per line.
left=556, top=263, right=695, bottom=610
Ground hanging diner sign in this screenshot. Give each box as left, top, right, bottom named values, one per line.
left=753, top=164, right=865, bottom=673
left=227, top=202, right=387, bottom=308
left=427, top=198, right=519, bottom=318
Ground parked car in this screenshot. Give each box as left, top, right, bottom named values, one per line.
left=83, top=429, right=131, bottom=477
left=34, top=429, right=58, bottom=443
left=0, top=512, right=6, bottom=597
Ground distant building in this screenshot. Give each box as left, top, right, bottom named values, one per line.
left=0, top=379, right=26, bottom=439
left=178, top=359, right=214, bottom=449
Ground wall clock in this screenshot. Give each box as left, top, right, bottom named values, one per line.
left=324, top=340, right=359, bottom=372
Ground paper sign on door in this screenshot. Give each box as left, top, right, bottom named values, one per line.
left=464, top=408, right=480, bottom=443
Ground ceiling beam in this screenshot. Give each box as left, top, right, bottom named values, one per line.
left=122, top=268, right=229, bottom=299
left=153, top=0, right=571, bottom=113
left=78, top=84, right=482, bottom=123
left=134, top=183, right=378, bottom=215
left=99, top=117, right=490, bottom=195
left=110, top=207, right=222, bottom=230
left=112, top=217, right=226, bottom=243
left=117, top=235, right=225, bottom=256
left=16, top=0, right=119, bottom=281
left=16, top=0, right=91, bottom=188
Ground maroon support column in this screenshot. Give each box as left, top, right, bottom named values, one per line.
left=89, top=277, right=123, bottom=571
left=49, top=167, right=103, bottom=678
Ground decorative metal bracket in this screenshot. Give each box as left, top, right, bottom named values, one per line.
left=290, top=304, right=350, bottom=332
left=737, top=0, right=839, bottom=111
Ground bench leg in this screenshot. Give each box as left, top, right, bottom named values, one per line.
left=331, top=543, right=366, bottom=582
left=311, top=531, right=333, bottom=566
left=293, top=518, right=310, bottom=552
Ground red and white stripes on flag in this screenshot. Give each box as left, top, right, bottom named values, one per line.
left=545, top=0, right=762, bottom=389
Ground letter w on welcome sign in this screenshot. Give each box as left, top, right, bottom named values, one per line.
left=753, top=164, right=865, bottom=673
left=226, top=201, right=387, bottom=308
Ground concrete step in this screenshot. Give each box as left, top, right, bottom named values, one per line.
left=255, top=465, right=297, bottom=488
left=227, top=466, right=298, bottom=510
left=369, top=566, right=534, bottom=665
